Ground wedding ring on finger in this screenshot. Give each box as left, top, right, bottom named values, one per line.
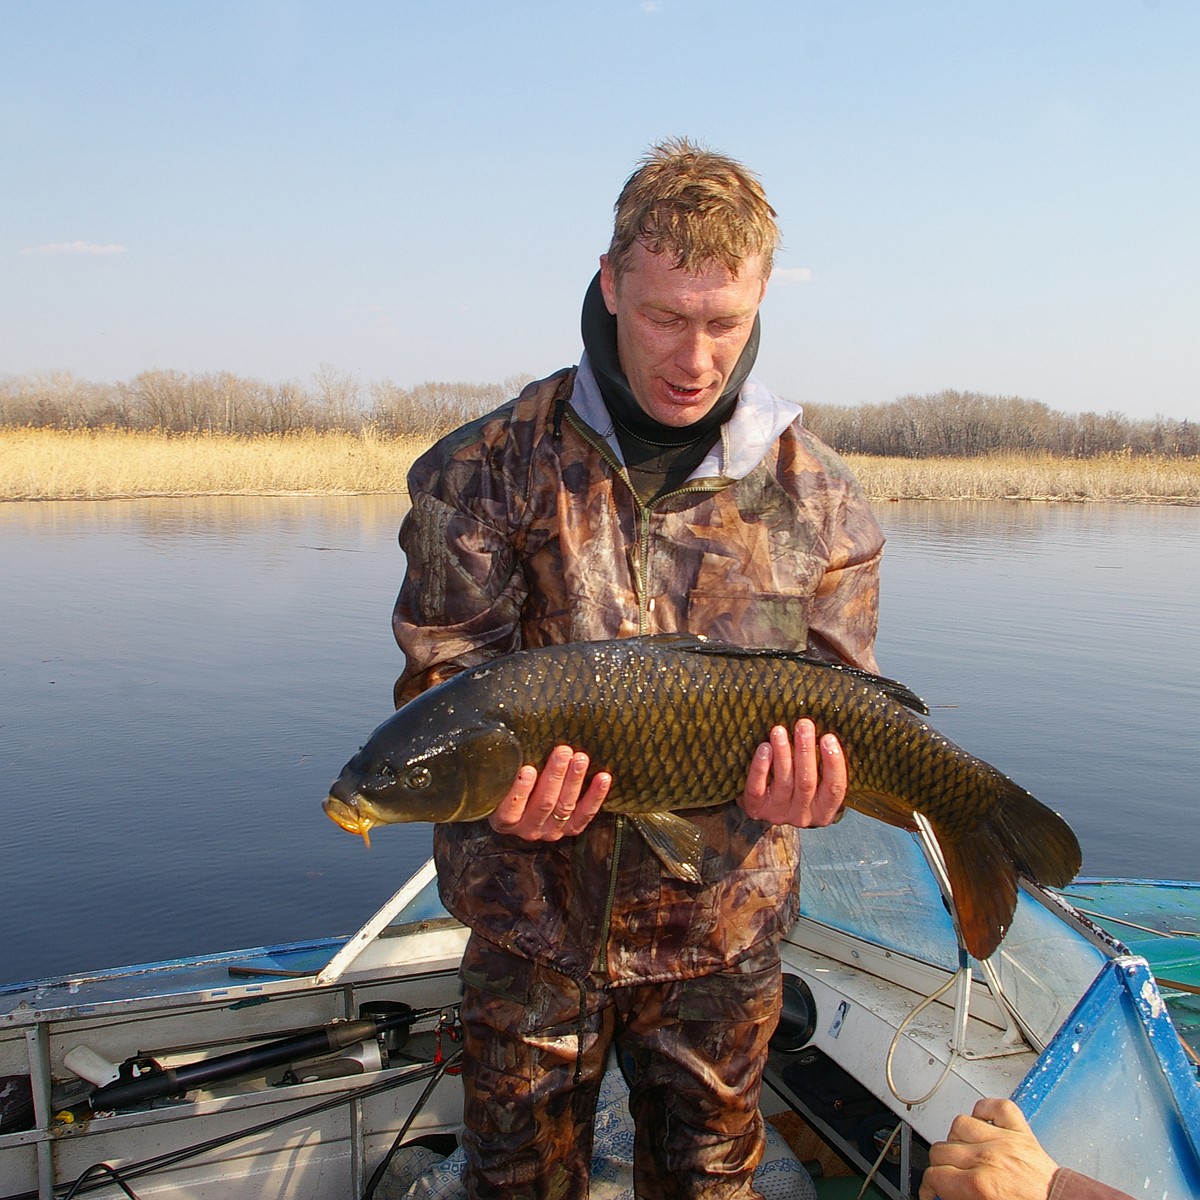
left=550, top=810, right=572, bottom=822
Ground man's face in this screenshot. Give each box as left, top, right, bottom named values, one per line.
left=599, top=241, right=767, bottom=428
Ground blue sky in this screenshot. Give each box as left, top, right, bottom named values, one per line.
left=3, top=1, right=1197, bottom=420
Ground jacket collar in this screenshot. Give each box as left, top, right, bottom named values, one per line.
left=570, top=354, right=803, bottom=484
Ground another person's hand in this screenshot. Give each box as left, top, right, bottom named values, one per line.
left=489, top=745, right=611, bottom=841
left=920, top=1098, right=1058, bottom=1200
left=739, top=718, right=847, bottom=827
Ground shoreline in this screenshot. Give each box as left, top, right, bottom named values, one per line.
left=2, top=428, right=1197, bottom=505
left=4, top=491, right=1197, bottom=506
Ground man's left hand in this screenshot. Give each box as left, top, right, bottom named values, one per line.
left=738, top=718, right=847, bottom=827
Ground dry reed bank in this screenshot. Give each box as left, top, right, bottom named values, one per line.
left=0, top=428, right=426, bottom=501
left=848, top=453, right=1200, bottom=504
left=2, top=427, right=1198, bottom=504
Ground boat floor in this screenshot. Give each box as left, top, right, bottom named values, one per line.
left=767, top=1109, right=890, bottom=1199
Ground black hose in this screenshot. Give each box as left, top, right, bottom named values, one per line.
left=59, top=1164, right=141, bottom=1200
left=88, top=1009, right=415, bottom=1111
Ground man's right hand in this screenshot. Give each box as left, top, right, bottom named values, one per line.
left=488, top=745, right=611, bottom=840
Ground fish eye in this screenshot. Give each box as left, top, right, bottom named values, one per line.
left=404, top=766, right=433, bottom=790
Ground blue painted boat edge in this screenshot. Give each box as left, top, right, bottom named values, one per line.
left=1065, top=878, right=1200, bottom=891
left=1014, top=955, right=1200, bottom=1182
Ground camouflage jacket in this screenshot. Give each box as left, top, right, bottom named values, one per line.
left=392, top=359, right=884, bottom=985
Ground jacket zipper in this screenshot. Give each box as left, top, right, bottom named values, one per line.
left=564, top=410, right=723, bottom=972
left=562, top=410, right=724, bottom=631
left=594, top=815, right=625, bottom=976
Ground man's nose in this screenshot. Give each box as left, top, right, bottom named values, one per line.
left=674, top=327, right=715, bottom=378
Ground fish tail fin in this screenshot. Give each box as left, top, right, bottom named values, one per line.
left=930, top=781, right=1082, bottom=961
left=993, top=781, right=1083, bottom=890
left=935, top=833, right=1019, bottom=961
left=842, top=788, right=1015, bottom=959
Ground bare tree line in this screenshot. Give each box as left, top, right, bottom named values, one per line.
left=1, top=370, right=1195, bottom=458
left=803, top=390, right=1198, bottom=458
left=0, top=368, right=534, bottom=443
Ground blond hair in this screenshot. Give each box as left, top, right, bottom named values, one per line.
left=607, top=137, right=779, bottom=282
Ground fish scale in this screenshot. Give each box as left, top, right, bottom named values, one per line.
left=499, top=648, right=982, bottom=830
left=325, top=634, right=1082, bottom=960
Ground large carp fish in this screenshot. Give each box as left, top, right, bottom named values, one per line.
left=324, top=634, right=1081, bottom=960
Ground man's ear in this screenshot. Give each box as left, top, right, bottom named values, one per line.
left=598, top=254, right=619, bottom=316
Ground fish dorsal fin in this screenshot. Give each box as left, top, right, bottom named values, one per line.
left=631, top=634, right=928, bottom=716
left=634, top=632, right=716, bottom=653
left=630, top=811, right=705, bottom=885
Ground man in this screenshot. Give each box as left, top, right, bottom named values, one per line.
left=392, top=138, right=884, bottom=1198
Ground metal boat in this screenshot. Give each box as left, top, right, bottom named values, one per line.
left=4, top=810, right=1199, bottom=1198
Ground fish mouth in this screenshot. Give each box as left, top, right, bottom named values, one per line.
left=323, top=795, right=379, bottom=848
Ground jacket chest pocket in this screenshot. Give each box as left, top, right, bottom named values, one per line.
left=679, top=537, right=826, bottom=647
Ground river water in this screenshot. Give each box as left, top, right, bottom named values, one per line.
left=1, top=497, right=1196, bottom=985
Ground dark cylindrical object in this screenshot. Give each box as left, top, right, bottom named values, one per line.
left=769, top=974, right=817, bottom=1053
left=88, top=1018, right=379, bottom=1110
left=359, top=1001, right=414, bottom=1055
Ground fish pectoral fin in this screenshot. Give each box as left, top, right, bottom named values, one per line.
left=631, top=812, right=705, bottom=885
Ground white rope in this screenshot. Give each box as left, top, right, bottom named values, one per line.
left=855, top=1120, right=904, bottom=1200
left=883, top=967, right=968, bottom=1106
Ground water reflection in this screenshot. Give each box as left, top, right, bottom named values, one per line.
left=876, top=495, right=1196, bottom=553
left=0, top=497, right=1196, bottom=984
left=875, top=500, right=1199, bottom=894
left=1, top=496, right=416, bottom=984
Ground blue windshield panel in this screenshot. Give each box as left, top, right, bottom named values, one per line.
left=799, top=811, right=1108, bottom=1048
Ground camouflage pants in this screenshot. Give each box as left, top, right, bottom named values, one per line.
left=458, top=935, right=783, bottom=1200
